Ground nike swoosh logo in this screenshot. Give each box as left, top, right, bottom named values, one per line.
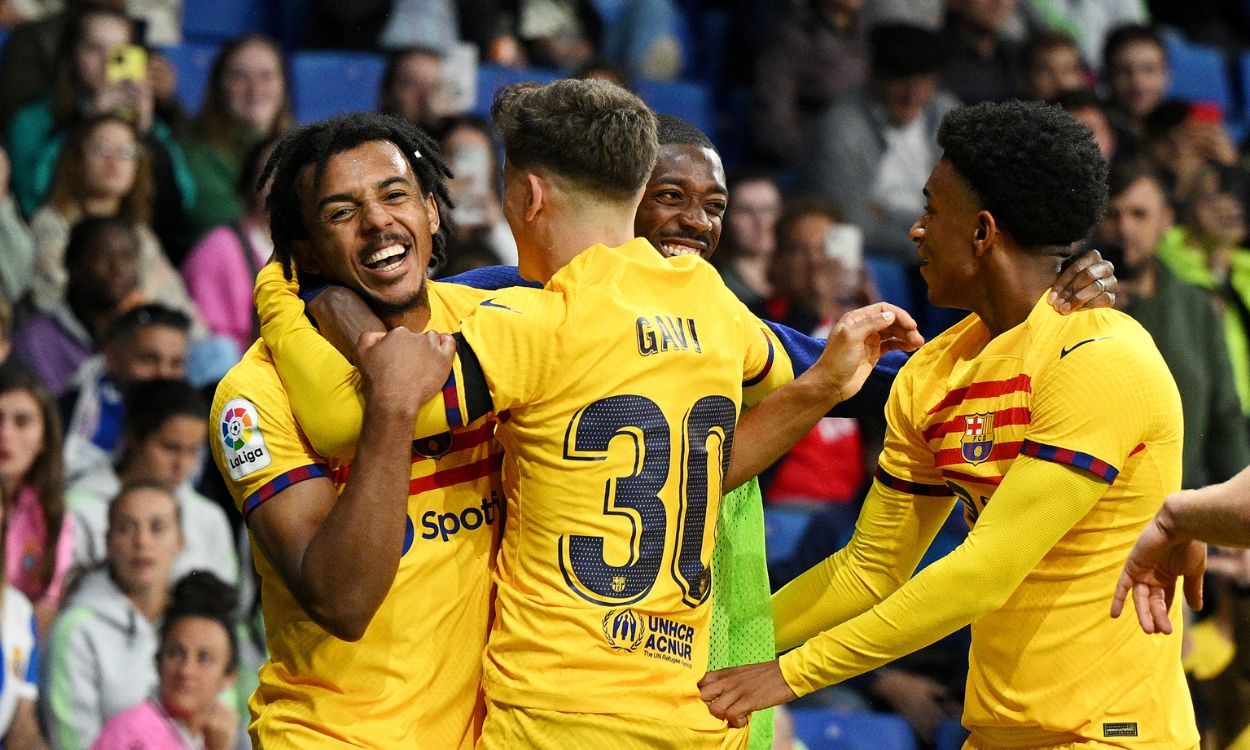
left=1060, top=337, right=1112, bottom=359
left=480, top=298, right=520, bottom=313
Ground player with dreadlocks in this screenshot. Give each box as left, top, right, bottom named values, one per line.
left=208, top=112, right=503, bottom=749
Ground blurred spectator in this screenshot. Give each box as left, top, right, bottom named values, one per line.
left=1148, top=0, right=1250, bottom=53
left=434, top=236, right=505, bottom=278
left=30, top=116, right=195, bottom=318
left=750, top=0, right=869, bottom=167
left=6, top=5, right=195, bottom=254
left=1157, top=165, right=1250, bottom=417
left=0, top=545, right=44, bottom=748
left=1102, top=24, right=1170, bottom=156
left=181, top=137, right=275, bottom=355
left=12, top=217, right=141, bottom=395
left=306, top=0, right=516, bottom=63
left=1019, top=0, right=1148, bottom=68
left=941, top=0, right=1021, bottom=103
left=1098, top=161, right=1250, bottom=487
left=1017, top=29, right=1087, bottom=101
left=596, top=0, right=683, bottom=80
left=715, top=170, right=783, bottom=312
left=179, top=35, right=291, bottom=254
left=575, top=58, right=633, bottom=91
left=508, top=0, right=601, bottom=71
left=1056, top=89, right=1118, bottom=160
left=864, top=0, right=944, bottom=29
left=60, top=304, right=188, bottom=485
left=67, top=379, right=237, bottom=585
left=0, top=0, right=110, bottom=130
left=439, top=116, right=516, bottom=266
left=0, top=296, right=11, bottom=364
left=1142, top=99, right=1240, bottom=206
left=0, top=147, right=36, bottom=305
left=764, top=198, right=875, bottom=334
left=378, top=47, right=446, bottom=133
left=0, top=364, right=76, bottom=638
left=42, top=481, right=182, bottom=750
left=91, top=573, right=239, bottom=750
left=803, top=23, right=957, bottom=264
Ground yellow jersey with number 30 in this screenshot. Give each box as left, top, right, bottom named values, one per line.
left=413, top=239, right=792, bottom=731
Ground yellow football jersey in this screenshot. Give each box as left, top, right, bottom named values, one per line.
left=411, top=239, right=792, bottom=733
left=874, top=294, right=1195, bottom=747
left=209, top=281, right=503, bottom=750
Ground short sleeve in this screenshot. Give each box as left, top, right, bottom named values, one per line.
left=209, top=362, right=328, bottom=520
left=732, top=295, right=794, bottom=406
left=1022, top=334, right=1180, bottom=483
left=456, top=287, right=563, bottom=413
left=875, top=362, right=951, bottom=495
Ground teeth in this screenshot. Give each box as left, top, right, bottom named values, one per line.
left=662, top=243, right=699, bottom=257
left=364, top=244, right=405, bottom=266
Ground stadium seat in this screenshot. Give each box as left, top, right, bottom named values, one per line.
left=763, top=505, right=815, bottom=565
left=635, top=79, right=714, bottom=138
left=473, top=64, right=561, bottom=117
left=182, top=0, right=267, bottom=44
left=935, top=718, right=970, bottom=750
left=1163, top=31, right=1234, bottom=113
left=789, top=709, right=918, bottom=750
left=291, top=51, right=387, bottom=124
left=161, top=42, right=220, bottom=115
left=866, top=257, right=913, bottom=311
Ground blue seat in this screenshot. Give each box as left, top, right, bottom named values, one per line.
left=763, top=506, right=815, bottom=565
left=291, top=51, right=387, bottom=124
left=635, top=78, right=714, bottom=137
left=789, top=709, right=917, bottom=750
left=473, top=64, right=561, bottom=117
left=182, top=0, right=266, bottom=44
left=1164, top=33, right=1233, bottom=113
left=866, top=257, right=913, bottom=311
left=161, top=42, right=220, bottom=115
left=935, top=718, right=970, bottom=750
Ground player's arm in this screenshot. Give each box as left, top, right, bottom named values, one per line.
left=701, top=456, right=1110, bottom=726
left=771, top=478, right=955, bottom=651
left=254, top=262, right=379, bottom=460
left=727, top=303, right=923, bottom=491
left=242, top=328, right=454, bottom=641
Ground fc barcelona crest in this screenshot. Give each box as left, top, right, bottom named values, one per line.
left=961, top=413, right=994, bottom=465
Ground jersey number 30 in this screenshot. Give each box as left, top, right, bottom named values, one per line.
left=559, top=394, right=736, bottom=609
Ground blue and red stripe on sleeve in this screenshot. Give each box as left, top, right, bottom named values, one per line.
left=873, top=467, right=953, bottom=497
left=1019, top=440, right=1119, bottom=483
left=242, top=464, right=330, bottom=518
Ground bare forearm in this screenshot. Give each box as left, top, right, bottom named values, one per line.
left=1162, top=467, right=1250, bottom=548
left=726, top=373, right=835, bottom=491
left=296, top=404, right=415, bottom=639
left=309, top=287, right=386, bottom=366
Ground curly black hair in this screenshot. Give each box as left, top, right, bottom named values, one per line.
left=258, top=112, right=454, bottom=279
left=937, top=100, right=1108, bottom=251
left=655, top=114, right=717, bottom=153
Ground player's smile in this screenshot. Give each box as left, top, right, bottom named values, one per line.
left=657, top=234, right=709, bottom=258
left=358, top=231, right=414, bottom=278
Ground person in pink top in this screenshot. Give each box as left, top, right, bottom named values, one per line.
left=0, top=363, right=76, bottom=637
left=91, top=572, right=239, bottom=750
left=181, top=138, right=277, bottom=356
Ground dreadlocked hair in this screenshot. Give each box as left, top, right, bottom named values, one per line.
left=258, top=112, right=455, bottom=279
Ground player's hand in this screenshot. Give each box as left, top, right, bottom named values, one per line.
left=871, top=670, right=958, bottom=744
left=308, top=285, right=386, bottom=366
left=200, top=701, right=239, bottom=750
left=698, top=660, right=798, bottom=729
left=1111, top=508, right=1205, bottom=635
left=820, top=302, right=924, bottom=404
left=1049, top=249, right=1116, bottom=313
left=357, top=327, right=455, bottom=417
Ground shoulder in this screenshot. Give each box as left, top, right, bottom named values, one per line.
left=1036, top=308, right=1168, bottom=381
left=3, top=586, right=34, bottom=628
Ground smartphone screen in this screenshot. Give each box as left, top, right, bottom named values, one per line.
left=107, top=45, right=148, bottom=84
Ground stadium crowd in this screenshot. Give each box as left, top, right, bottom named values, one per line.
left=0, top=0, right=1244, bottom=748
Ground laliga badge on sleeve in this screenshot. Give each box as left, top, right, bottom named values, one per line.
left=220, top=398, right=272, bottom=480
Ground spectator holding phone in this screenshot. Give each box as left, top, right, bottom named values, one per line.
left=7, top=5, right=195, bottom=257
left=437, top=116, right=516, bottom=266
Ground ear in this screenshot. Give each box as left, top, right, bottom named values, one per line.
left=525, top=172, right=545, bottom=222
left=291, top=239, right=321, bottom=275
left=972, top=210, right=998, bottom=257
left=424, top=193, right=440, bottom=236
